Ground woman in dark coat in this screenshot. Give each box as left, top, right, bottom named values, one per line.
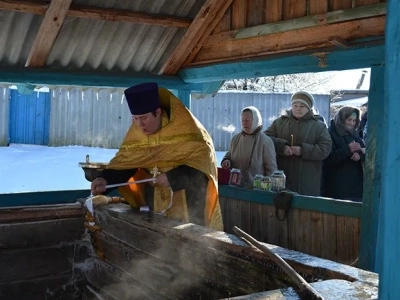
left=322, top=106, right=365, bottom=202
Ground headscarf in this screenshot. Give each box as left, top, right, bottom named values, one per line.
left=241, top=106, right=262, bottom=135
left=333, top=106, right=361, bottom=136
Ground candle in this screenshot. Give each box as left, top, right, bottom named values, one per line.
left=290, top=134, right=294, bottom=147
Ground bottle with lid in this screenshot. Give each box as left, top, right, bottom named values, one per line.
left=261, top=176, right=271, bottom=191
left=270, top=170, right=286, bottom=192
left=229, top=168, right=242, bottom=186
left=253, top=174, right=263, bottom=190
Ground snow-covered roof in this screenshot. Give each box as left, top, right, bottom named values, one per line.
left=331, top=96, right=368, bottom=107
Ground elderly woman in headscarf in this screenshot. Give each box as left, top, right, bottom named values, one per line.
left=322, top=106, right=365, bottom=202
left=221, top=106, right=277, bottom=187
left=264, top=91, right=332, bottom=196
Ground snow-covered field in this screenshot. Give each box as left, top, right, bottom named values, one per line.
left=0, top=144, right=226, bottom=193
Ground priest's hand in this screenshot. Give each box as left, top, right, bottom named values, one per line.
left=91, top=177, right=107, bottom=195
left=154, top=173, right=170, bottom=188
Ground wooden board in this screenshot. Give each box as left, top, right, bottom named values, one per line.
left=220, top=197, right=360, bottom=263
left=93, top=204, right=376, bottom=291
left=265, top=0, right=283, bottom=23
left=322, top=213, right=338, bottom=261
left=309, top=0, right=329, bottom=14
left=247, top=0, right=265, bottom=26
left=0, top=202, right=84, bottom=223
left=232, top=0, right=247, bottom=29
left=310, top=211, right=324, bottom=258
left=95, top=206, right=301, bottom=297
left=213, top=6, right=232, bottom=33
left=0, top=273, right=85, bottom=300
left=336, top=216, right=360, bottom=264
left=355, top=0, right=381, bottom=5
left=0, top=244, right=87, bottom=283
left=0, top=217, right=85, bottom=249
left=283, top=0, right=307, bottom=19
left=195, top=16, right=385, bottom=64
left=329, top=0, right=352, bottom=11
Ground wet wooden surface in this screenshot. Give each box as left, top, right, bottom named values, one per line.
left=88, top=204, right=378, bottom=299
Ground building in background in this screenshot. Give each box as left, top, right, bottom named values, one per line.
left=0, top=88, right=330, bottom=151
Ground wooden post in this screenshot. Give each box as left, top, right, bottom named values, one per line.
left=178, top=89, right=191, bottom=109
left=359, top=66, right=383, bottom=272
left=378, top=2, right=400, bottom=298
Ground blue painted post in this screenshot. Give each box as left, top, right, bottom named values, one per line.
left=359, top=66, right=383, bottom=272
left=378, top=2, right=400, bottom=299
left=177, top=90, right=191, bottom=109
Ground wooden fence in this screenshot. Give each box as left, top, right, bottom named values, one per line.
left=219, top=186, right=361, bottom=265
left=0, top=188, right=361, bottom=265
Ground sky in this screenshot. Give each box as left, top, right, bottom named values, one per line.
left=325, top=68, right=370, bottom=91
left=0, top=144, right=226, bottom=194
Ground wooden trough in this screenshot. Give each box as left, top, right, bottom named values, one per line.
left=0, top=200, right=378, bottom=299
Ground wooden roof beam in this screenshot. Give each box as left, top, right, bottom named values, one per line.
left=0, top=0, right=191, bottom=28
left=160, top=0, right=234, bottom=75
left=0, top=67, right=204, bottom=91
left=222, top=2, right=386, bottom=41
left=191, top=16, right=385, bottom=65
left=25, top=0, right=72, bottom=67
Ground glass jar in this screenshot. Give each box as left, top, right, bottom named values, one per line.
left=253, top=174, right=263, bottom=190
left=229, top=168, right=242, bottom=186
left=270, top=170, right=286, bottom=192
left=261, top=176, right=271, bottom=191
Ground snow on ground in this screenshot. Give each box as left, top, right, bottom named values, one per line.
left=0, top=144, right=226, bottom=194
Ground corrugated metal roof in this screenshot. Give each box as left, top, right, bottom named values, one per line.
left=0, top=0, right=204, bottom=73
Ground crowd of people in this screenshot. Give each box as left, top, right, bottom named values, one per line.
left=91, top=82, right=366, bottom=230
left=221, top=91, right=366, bottom=202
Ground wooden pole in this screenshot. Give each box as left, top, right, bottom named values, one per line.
left=359, top=66, right=383, bottom=272
left=378, top=0, right=400, bottom=298
left=233, top=226, right=324, bottom=300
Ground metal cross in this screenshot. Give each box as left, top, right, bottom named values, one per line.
left=150, top=165, right=161, bottom=178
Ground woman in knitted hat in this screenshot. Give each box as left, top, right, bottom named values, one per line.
left=264, top=91, right=332, bottom=196
left=221, top=106, right=278, bottom=187
left=321, top=106, right=365, bottom=202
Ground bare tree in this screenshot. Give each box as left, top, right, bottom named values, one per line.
left=222, top=72, right=336, bottom=93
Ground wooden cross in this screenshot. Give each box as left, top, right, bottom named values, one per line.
left=150, top=165, right=161, bottom=178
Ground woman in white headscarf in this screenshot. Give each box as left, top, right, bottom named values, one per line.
left=221, top=106, right=277, bottom=187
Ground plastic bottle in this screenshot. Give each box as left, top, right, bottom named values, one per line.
left=270, top=170, right=286, bottom=192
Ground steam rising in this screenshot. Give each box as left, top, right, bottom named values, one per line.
left=217, top=124, right=236, bottom=133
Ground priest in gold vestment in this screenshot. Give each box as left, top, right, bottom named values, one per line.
left=91, top=82, right=223, bottom=230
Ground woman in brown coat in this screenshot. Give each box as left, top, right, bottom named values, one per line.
left=264, top=91, right=332, bottom=196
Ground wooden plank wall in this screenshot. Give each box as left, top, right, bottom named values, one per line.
left=214, top=0, right=384, bottom=31
left=91, top=206, right=295, bottom=299
left=220, top=197, right=360, bottom=265
left=0, top=204, right=88, bottom=300
left=88, top=204, right=376, bottom=299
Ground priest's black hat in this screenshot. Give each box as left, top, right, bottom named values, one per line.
left=124, top=82, right=160, bottom=115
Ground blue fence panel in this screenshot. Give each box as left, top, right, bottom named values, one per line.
left=9, top=90, right=51, bottom=145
